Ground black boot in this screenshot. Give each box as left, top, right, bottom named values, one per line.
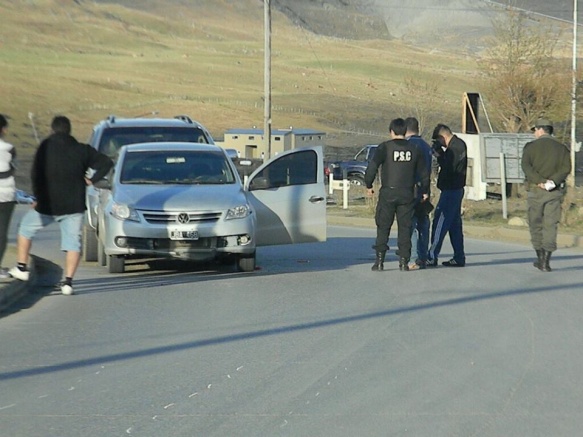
left=542, top=250, right=552, bottom=272
left=399, top=258, right=409, bottom=271
left=533, top=249, right=544, bottom=270
left=371, top=251, right=386, bottom=271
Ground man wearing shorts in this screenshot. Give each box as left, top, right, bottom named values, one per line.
left=9, top=116, right=112, bottom=295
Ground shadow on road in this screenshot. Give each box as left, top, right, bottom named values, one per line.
left=1, top=262, right=581, bottom=381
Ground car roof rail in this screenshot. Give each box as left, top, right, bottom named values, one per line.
left=175, top=114, right=193, bottom=124
left=105, top=114, right=116, bottom=124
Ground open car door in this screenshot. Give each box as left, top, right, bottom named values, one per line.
left=246, top=146, right=327, bottom=246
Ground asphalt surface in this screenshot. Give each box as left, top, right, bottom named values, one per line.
left=1, top=207, right=582, bottom=314
left=1, top=221, right=583, bottom=436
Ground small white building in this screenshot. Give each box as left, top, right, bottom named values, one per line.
left=223, top=127, right=326, bottom=159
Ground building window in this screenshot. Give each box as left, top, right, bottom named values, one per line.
left=274, top=136, right=281, bottom=141
left=249, top=136, right=255, bottom=140
left=233, top=135, right=239, bottom=139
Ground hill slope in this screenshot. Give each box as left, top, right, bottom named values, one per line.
left=0, top=0, right=576, bottom=188
left=1, top=0, right=478, bottom=142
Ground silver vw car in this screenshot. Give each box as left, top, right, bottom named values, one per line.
left=87, top=142, right=326, bottom=273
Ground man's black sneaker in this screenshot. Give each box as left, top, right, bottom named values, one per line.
left=426, top=258, right=438, bottom=267
left=442, top=259, right=465, bottom=267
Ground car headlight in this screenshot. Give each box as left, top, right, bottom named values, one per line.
left=225, top=204, right=251, bottom=220
left=111, top=202, right=140, bottom=222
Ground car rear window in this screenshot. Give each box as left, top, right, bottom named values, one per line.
left=98, top=127, right=211, bottom=158
left=120, top=150, right=236, bottom=185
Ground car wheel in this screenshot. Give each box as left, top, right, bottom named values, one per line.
left=108, top=255, right=125, bottom=274
left=237, top=252, right=256, bottom=272
left=348, top=174, right=365, bottom=186
left=82, top=224, right=98, bottom=262
left=97, top=238, right=107, bottom=267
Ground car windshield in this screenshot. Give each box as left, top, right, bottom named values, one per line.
left=120, top=150, right=236, bottom=185
left=98, top=127, right=211, bottom=158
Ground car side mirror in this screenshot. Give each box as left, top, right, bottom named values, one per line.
left=249, top=176, right=270, bottom=191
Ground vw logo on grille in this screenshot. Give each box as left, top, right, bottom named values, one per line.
left=177, top=213, right=190, bottom=224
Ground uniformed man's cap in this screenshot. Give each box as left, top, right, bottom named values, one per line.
left=530, top=118, right=553, bottom=131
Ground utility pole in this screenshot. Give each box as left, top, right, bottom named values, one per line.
left=570, top=0, right=578, bottom=187
left=264, top=0, right=272, bottom=160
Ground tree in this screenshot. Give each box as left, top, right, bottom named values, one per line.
left=480, top=4, right=571, bottom=134
left=400, top=77, right=445, bottom=137
left=481, top=3, right=579, bottom=223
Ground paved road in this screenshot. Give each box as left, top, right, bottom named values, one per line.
left=1, top=219, right=582, bottom=436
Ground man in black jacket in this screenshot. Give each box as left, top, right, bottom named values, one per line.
left=427, top=124, right=467, bottom=267
left=9, top=116, right=113, bottom=295
left=365, top=118, right=430, bottom=271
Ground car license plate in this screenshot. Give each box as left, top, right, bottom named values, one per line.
left=170, top=229, right=199, bottom=240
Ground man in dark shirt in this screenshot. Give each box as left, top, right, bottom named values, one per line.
left=427, top=124, right=468, bottom=267
left=365, top=117, right=430, bottom=271
left=9, top=116, right=113, bottom=295
left=521, top=118, right=571, bottom=272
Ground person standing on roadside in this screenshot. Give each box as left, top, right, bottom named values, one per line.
left=404, top=117, right=434, bottom=270
left=0, top=114, right=17, bottom=279
left=427, top=124, right=467, bottom=267
left=365, top=117, right=430, bottom=271
left=9, top=116, right=113, bottom=295
left=521, top=118, right=571, bottom=272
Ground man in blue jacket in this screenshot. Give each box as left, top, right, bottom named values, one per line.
left=427, top=124, right=467, bottom=267
left=405, top=117, right=434, bottom=270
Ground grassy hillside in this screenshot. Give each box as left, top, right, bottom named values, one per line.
left=3, top=0, right=578, bottom=192
left=2, top=0, right=581, bottom=230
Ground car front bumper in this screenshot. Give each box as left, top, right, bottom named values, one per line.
left=101, top=213, right=256, bottom=260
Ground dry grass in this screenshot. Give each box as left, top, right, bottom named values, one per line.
left=327, top=184, right=583, bottom=235
left=2, top=2, right=476, bottom=165
left=2, top=0, right=580, bottom=235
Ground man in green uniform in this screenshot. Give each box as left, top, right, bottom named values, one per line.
left=521, top=118, right=571, bottom=272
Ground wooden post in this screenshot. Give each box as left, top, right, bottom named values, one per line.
left=342, top=169, right=349, bottom=209
left=500, top=152, right=508, bottom=219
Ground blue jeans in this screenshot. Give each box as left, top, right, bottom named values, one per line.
left=18, top=210, right=84, bottom=252
left=411, top=212, right=430, bottom=263
left=428, top=188, right=465, bottom=263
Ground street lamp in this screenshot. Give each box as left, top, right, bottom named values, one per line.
left=570, top=0, right=578, bottom=187
left=264, top=0, right=272, bottom=160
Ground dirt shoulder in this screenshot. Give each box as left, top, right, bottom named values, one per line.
left=326, top=184, right=583, bottom=249
left=326, top=211, right=583, bottom=250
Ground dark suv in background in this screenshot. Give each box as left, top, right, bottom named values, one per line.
left=83, top=114, right=216, bottom=262
left=328, top=144, right=377, bottom=186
